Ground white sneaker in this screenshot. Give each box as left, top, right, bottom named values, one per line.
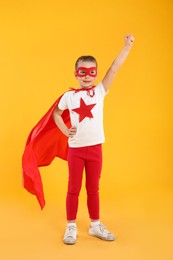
left=63, top=225, right=77, bottom=245
left=89, top=223, right=115, bottom=241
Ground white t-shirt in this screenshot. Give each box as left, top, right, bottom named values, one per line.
left=58, top=82, right=108, bottom=147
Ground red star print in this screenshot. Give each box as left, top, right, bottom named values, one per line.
left=72, top=97, right=96, bottom=122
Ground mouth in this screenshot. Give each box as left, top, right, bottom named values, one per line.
left=83, top=80, right=91, bottom=83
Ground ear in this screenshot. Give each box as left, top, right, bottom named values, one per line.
left=74, top=71, right=77, bottom=78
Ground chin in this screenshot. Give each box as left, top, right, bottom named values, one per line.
left=82, top=82, right=93, bottom=88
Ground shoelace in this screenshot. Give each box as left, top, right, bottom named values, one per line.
left=66, top=226, right=76, bottom=237
left=99, top=224, right=110, bottom=234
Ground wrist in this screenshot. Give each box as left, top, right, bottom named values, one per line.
left=124, top=44, right=132, bottom=50
left=63, top=128, right=69, bottom=136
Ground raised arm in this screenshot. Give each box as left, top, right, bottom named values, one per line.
left=102, top=34, right=135, bottom=91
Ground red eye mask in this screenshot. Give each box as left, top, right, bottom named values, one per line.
left=75, top=67, right=97, bottom=77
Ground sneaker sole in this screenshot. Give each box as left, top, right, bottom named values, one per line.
left=89, top=232, right=115, bottom=241
left=63, top=239, right=76, bottom=245
left=63, top=241, right=76, bottom=245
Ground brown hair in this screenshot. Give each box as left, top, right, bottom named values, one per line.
left=75, top=55, right=97, bottom=69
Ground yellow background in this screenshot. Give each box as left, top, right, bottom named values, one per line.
left=0, top=0, right=173, bottom=259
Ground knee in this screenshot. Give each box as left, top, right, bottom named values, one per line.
left=86, top=184, right=99, bottom=196
left=68, top=184, right=82, bottom=197
left=67, top=190, right=80, bottom=197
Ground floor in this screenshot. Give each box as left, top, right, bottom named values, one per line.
left=1, top=189, right=172, bottom=260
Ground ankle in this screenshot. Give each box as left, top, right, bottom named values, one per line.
left=67, top=222, right=77, bottom=228
left=90, top=220, right=100, bottom=227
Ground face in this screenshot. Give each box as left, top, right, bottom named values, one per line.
left=74, top=61, right=97, bottom=88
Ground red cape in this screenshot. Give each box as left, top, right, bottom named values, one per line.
left=22, top=95, right=71, bottom=209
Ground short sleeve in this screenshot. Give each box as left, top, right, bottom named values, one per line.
left=96, top=82, right=109, bottom=97
left=58, top=93, right=68, bottom=110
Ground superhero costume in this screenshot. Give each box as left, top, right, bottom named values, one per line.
left=22, top=85, right=98, bottom=209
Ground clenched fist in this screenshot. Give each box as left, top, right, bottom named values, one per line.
left=124, top=34, right=135, bottom=47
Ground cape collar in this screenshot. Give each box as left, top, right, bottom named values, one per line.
left=70, top=85, right=96, bottom=97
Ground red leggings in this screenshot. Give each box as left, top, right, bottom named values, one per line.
left=66, top=144, right=102, bottom=221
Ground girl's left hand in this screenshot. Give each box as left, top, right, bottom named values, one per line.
left=124, top=34, right=135, bottom=47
